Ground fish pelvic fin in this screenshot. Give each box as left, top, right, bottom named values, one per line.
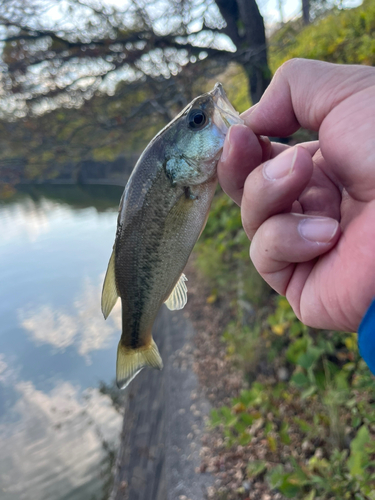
left=102, top=249, right=119, bottom=319
left=165, top=273, right=188, bottom=310
left=116, top=338, right=163, bottom=389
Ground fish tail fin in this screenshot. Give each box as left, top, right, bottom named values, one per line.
left=116, top=339, right=163, bottom=389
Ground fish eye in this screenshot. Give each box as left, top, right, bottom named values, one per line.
left=188, top=109, right=207, bottom=130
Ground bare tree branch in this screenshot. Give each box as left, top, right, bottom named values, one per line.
left=0, top=0, right=271, bottom=116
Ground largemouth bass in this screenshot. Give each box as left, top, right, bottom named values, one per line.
left=102, top=83, right=243, bottom=389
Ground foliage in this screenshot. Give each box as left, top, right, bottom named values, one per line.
left=196, top=143, right=375, bottom=499
left=193, top=3, right=375, bottom=499
left=270, top=0, right=375, bottom=71
left=208, top=294, right=375, bottom=499
left=0, top=0, right=270, bottom=115
left=265, top=424, right=375, bottom=500
left=0, top=79, right=165, bottom=184
left=5, top=0, right=375, bottom=185
left=0, top=60, right=246, bottom=185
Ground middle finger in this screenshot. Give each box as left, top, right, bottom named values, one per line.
left=241, top=146, right=314, bottom=240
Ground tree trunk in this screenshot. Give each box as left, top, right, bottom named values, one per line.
left=278, top=0, right=284, bottom=24
left=215, top=0, right=271, bottom=104
left=302, top=0, right=310, bottom=24
left=237, top=0, right=271, bottom=103
left=241, top=56, right=271, bottom=104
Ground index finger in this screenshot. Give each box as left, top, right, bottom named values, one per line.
left=217, top=124, right=264, bottom=206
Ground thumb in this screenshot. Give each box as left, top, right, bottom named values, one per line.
left=242, top=58, right=375, bottom=137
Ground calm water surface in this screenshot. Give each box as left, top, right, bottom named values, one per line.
left=0, top=184, right=126, bottom=500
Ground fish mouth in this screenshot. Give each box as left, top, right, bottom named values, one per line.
left=210, top=82, right=244, bottom=134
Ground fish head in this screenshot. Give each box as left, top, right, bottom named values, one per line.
left=162, top=83, right=244, bottom=186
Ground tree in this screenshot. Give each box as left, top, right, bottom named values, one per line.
left=215, top=0, right=271, bottom=104
left=302, top=0, right=311, bottom=24
left=0, top=56, right=234, bottom=184
left=0, top=0, right=271, bottom=118
left=302, top=0, right=331, bottom=25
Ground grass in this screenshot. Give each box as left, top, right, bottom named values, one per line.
left=195, top=190, right=375, bottom=499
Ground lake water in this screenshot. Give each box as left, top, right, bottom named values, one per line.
left=0, top=184, right=126, bottom=500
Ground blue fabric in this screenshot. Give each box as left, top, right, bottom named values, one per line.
left=358, top=299, right=375, bottom=375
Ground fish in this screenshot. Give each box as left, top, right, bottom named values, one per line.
left=101, top=83, right=243, bottom=389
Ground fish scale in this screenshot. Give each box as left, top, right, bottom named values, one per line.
left=101, top=83, right=243, bottom=389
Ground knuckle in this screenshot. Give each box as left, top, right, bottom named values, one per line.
left=250, top=221, right=276, bottom=259
left=242, top=217, right=258, bottom=241
left=258, top=222, right=281, bottom=258
left=274, top=58, right=306, bottom=81
left=249, top=236, right=260, bottom=265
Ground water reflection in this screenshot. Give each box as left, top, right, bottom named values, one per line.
left=0, top=379, right=122, bottom=500
left=20, top=279, right=121, bottom=361
left=0, top=198, right=53, bottom=243
left=0, top=354, right=8, bottom=379
left=0, top=185, right=125, bottom=500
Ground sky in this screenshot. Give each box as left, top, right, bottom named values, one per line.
left=42, top=0, right=365, bottom=44
left=101, top=0, right=363, bottom=28
left=262, top=0, right=362, bottom=25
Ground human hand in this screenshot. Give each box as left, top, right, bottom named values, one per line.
left=218, top=58, right=375, bottom=332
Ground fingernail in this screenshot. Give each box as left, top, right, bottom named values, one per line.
left=221, top=127, right=233, bottom=162
left=299, top=217, right=339, bottom=244
left=263, top=147, right=297, bottom=180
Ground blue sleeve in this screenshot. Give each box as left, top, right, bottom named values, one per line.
left=358, top=299, right=375, bottom=375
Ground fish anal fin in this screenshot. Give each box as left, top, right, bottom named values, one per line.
left=101, top=249, right=119, bottom=319
left=116, top=339, right=163, bottom=389
left=165, top=273, right=188, bottom=311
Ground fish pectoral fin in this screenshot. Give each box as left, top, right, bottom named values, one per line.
left=101, top=249, right=119, bottom=319
left=164, top=273, right=188, bottom=311
left=116, top=339, right=163, bottom=389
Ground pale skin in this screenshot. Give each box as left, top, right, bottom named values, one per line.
left=218, top=58, right=375, bottom=333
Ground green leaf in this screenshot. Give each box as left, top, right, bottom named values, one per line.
left=291, top=372, right=310, bottom=388
left=247, top=460, right=267, bottom=478
left=239, top=387, right=264, bottom=407
left=293, top=417, right=313, bottom=434
left=288, top=468, right=309, bottom=486
left=279, top=478, right=301, bottom=498
left=303, top=490, right=316, bottom=500
left=280, top=422, right=291, bottom=444
left=265, top=421, right=273, bottom=434
left=334, top=370, right=349, bottom=391
left=348, top=425, right=371, bottom=478
left=210, top=409, right=222, bottom=427
left=234, top=421, right=246, bottom=434
left=286, top=338, right=308, bottom=364
left=301, top=386, right=317, bottom=399
left=267, top=435, right=277, bottom=452
left=290, top=321, right=304, bottom=336
left=351, top=425, right=370, bottom=453
left=240, top=413, right=255, bottom=426
left=352, top=415, right=362, bottom=428
left=348, top=451, right=364, bottom=478
left=266, top=464, right=286, bottom=489
left=220, top=406, right=237, bottom=427
left=239, top=431, right=252, bottom=446
left=297, top=347, right=322, bottom=370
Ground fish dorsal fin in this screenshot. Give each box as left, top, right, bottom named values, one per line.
left=101, top=249, right=119, bottom=319
left=116, top=339, right=163, bottom=389
left=165, top=273, right=188, bottom=311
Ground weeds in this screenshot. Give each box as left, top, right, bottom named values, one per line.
left=208, top=296, right=375, bottom=499
left=197, top=192, right=375, bottom=499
